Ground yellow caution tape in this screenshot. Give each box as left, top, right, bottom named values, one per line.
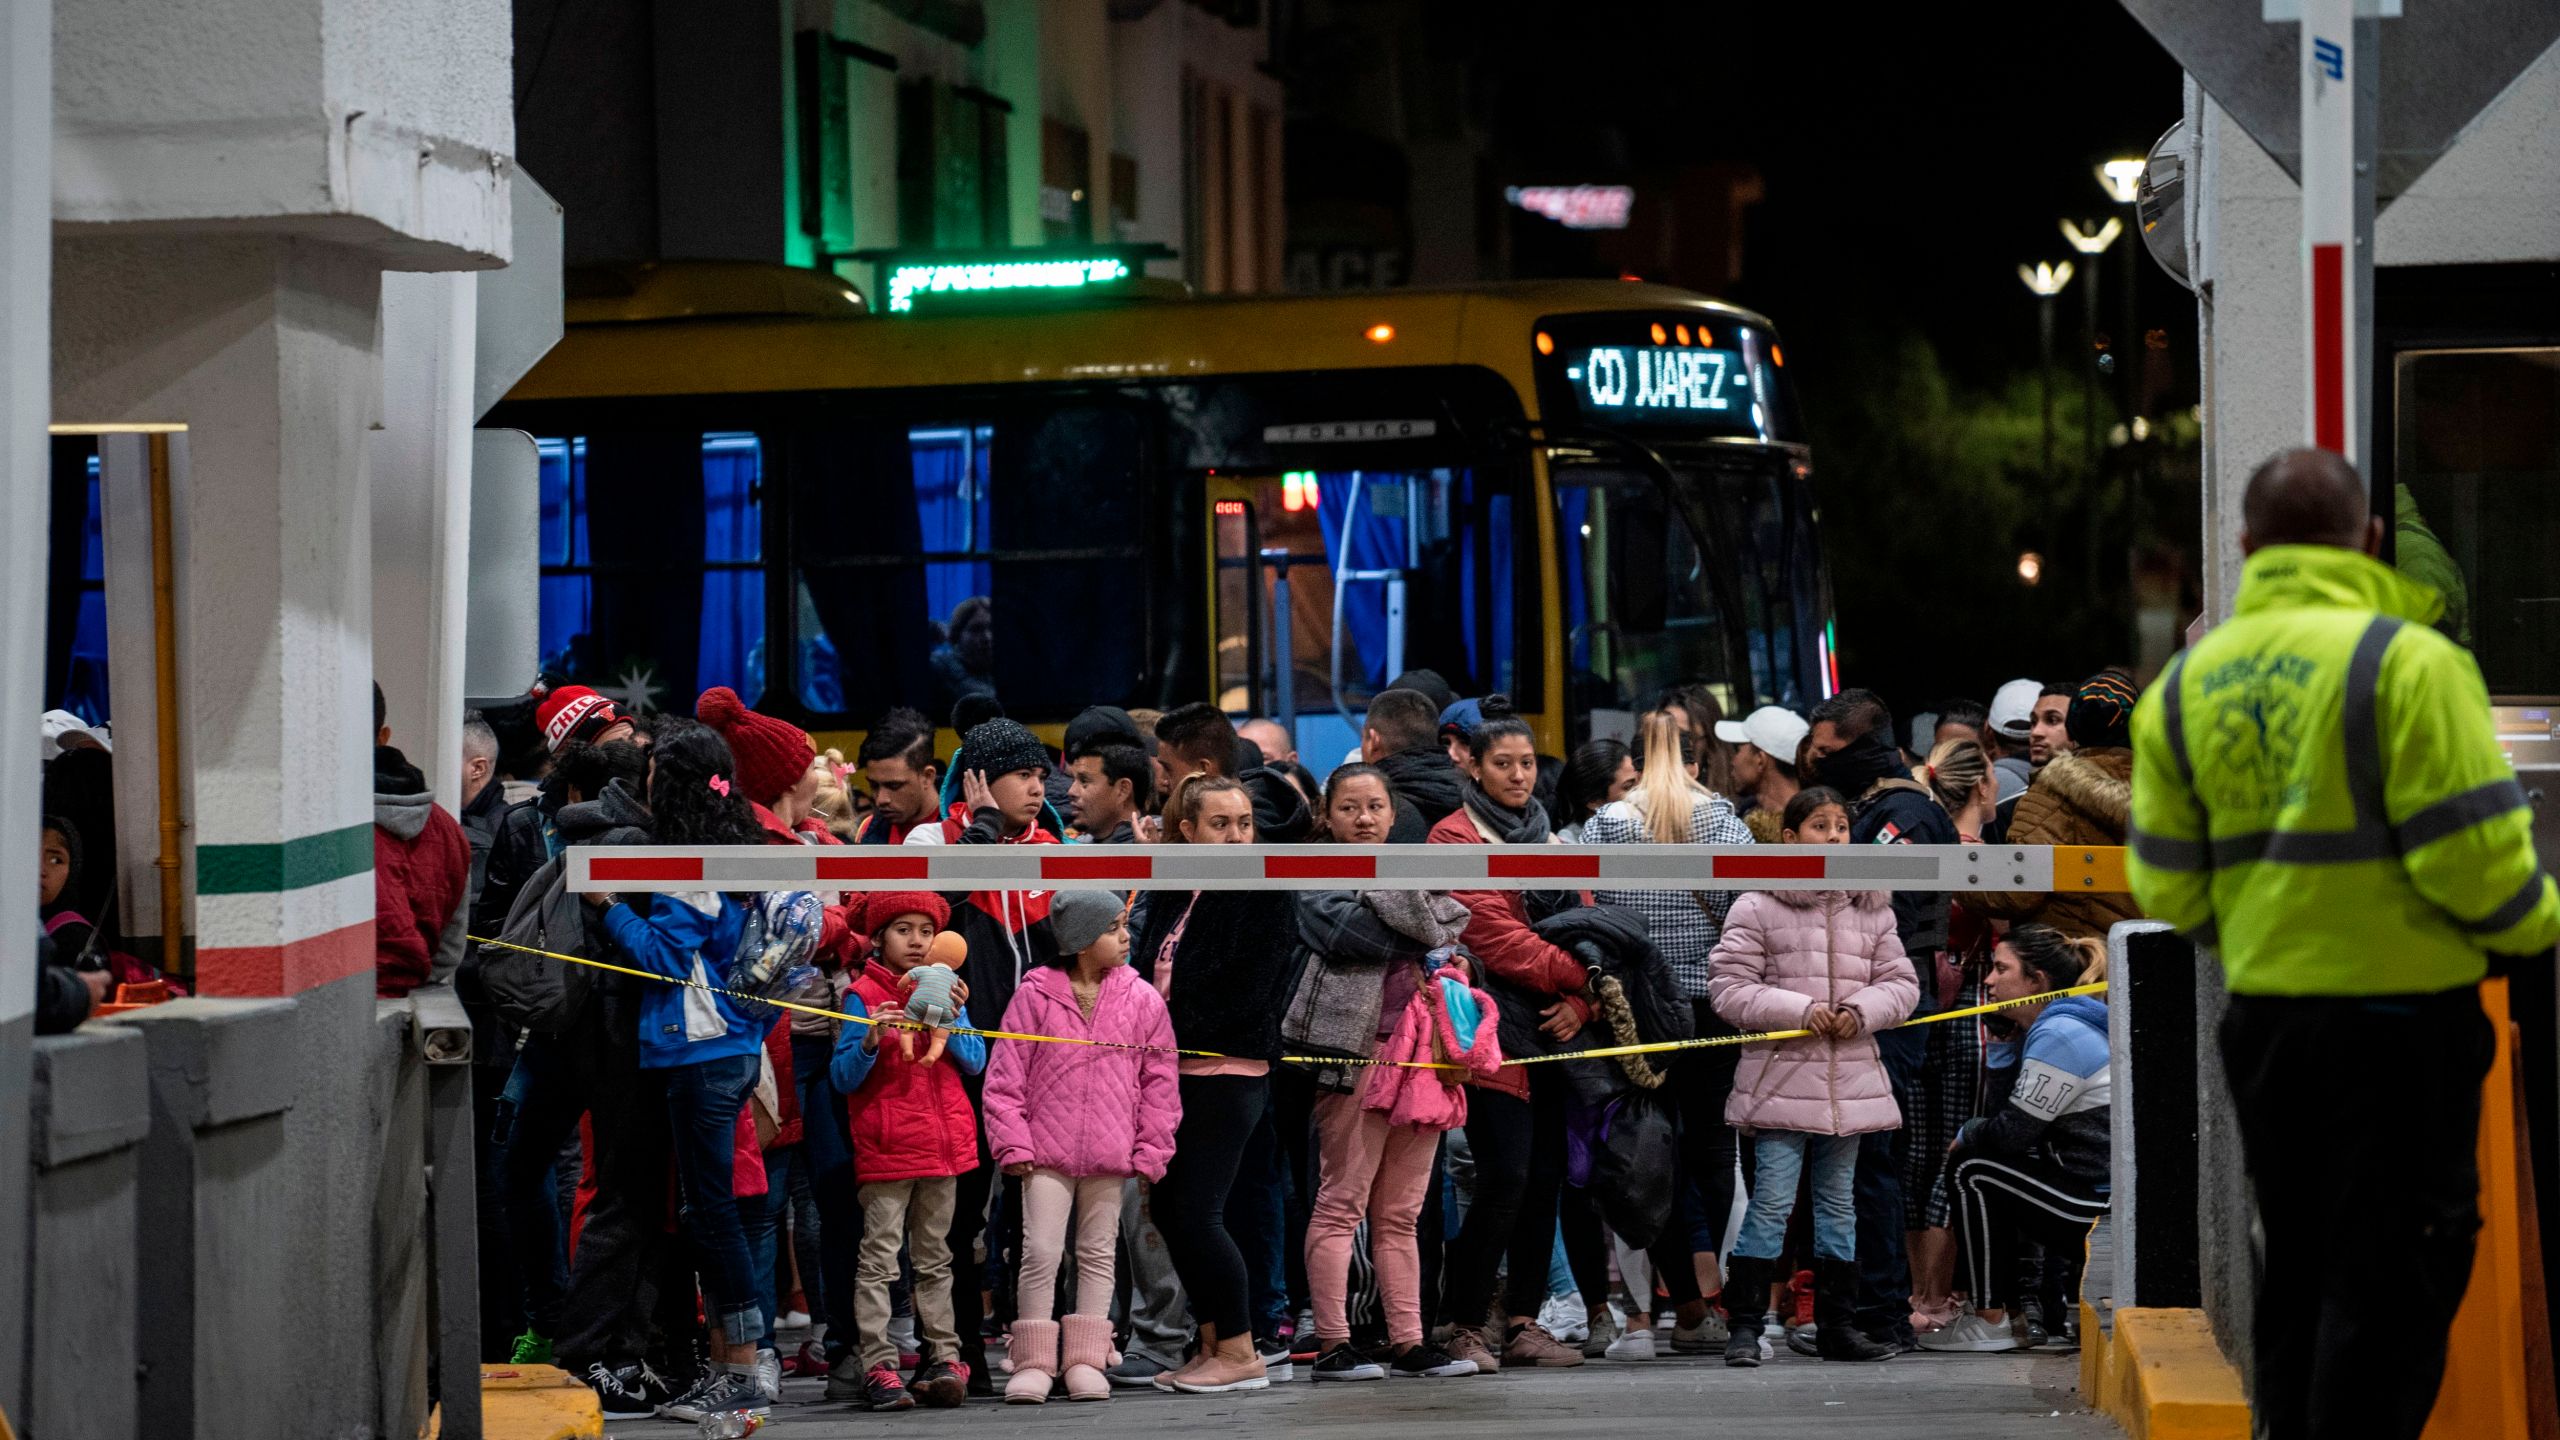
left=471, top=936, right=2106, bottom=1073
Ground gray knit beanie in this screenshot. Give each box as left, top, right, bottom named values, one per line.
left=1050, top=889, right=1128, bottom=958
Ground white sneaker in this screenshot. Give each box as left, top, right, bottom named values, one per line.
left=1759, top=1315, right=1781, bottom=1362
left=1539, top=1293, right=1591, bottom=1345
left=1916, top=1313, right=2022, bottom=1353
left=1604, top=1327, right=1657, bottom=1362
left=751, top=1349, right=781, bottom=1402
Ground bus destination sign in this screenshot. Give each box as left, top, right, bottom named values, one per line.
left=1566, top=345, right=1753, bottom=419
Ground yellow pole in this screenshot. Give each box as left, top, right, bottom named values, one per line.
left=146, top=432, right=186, bottom=975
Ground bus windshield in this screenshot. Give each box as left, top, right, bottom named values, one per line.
left=1552, top=451, right=1825, bottom=724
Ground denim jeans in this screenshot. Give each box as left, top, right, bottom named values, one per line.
left=664, top=1052, right=765, bottom=1346
left=1735, top=1131, right=1860, bottom=1263
left=748, top=1143, right=798, bottom=1350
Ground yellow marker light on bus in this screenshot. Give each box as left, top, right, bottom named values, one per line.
left=1772, top=345, right=1785, bottom=367
left=1674, top=324, right=1692, bottom=346
left=1649, top=323, right=1668, bottom=344
left=1536, top=331, right=1555, bottom=355
left=1365, top=323, right=1396, bottom=343
left=1697, top=326, right=1712, bottom=347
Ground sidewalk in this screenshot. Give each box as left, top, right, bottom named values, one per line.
left=604, top=1344, right=2114, bottom=1438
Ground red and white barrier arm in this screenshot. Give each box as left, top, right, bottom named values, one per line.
left=566, top=844, right=2130, bottom=895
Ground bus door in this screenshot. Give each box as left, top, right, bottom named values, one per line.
left=1207, top=466, right=1520, bottom=766
left=1206, top=471, right=1402, bottom=767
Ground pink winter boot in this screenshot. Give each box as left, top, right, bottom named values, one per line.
left=1059, top=1314, right=1116, bottom=1402
left=1005, top=1319, right=1059, bottom=1405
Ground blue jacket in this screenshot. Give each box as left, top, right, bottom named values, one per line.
left=1960, top=993, right=2111, bottom=1189
left=600, top=891, right=768, bottom=1070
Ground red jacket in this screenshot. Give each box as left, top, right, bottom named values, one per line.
left=373, top=790, right=469, bottom=999
left=841, top=961, right=984, bottom=1181
left=1427, top=806, right=1592, bottom=1100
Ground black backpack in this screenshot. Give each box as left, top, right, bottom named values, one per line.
left=479, top=854, right=596, bottom=1034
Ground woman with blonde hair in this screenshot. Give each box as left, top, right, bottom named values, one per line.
left=1578, top=710, right=1756, bottom=1357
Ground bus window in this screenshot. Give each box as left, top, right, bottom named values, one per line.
left=793, top=403, right=1149, bottom=722
left=536, top=431, right=766, bottom=707
left=1555, top=468, right=1737, bottom=720
left=43, top=436, right=109, bottom=722
left=1314, top=469, right=1519, bottom=705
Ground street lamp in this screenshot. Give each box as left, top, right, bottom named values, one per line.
left=2062, top=218, right=2123, bottom=474
left=2097, top=158, right=2145, bottom=205
left=2019, top=261, right=2074, bottom=482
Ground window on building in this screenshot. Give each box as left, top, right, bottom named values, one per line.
left=536, top=431, right=766, bottom=712
left=792, top=405, right=1149, bottom=721
left=2394, top=347, right=2560, bottom=693
left=1110, top=152, right=1139, bottom=242
left=1041, top=119, right=1092, bottom=245
left=900, top=79, right=1012, bottom=248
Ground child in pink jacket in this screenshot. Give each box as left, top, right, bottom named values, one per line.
left=1705, top=787, right=1919, bottom=1369
left=982, top=889, right=1179, bottom=1404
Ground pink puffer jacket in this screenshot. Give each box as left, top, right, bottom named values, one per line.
left=983, top=965, right=1182, bottom=1181
left=1707, top=889, right=1919, bottom=1137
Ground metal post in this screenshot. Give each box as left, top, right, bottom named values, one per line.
left=1262, top=547, right=1295, bottom=743
left=2299, top=0, right=2377, bottom=471
left=2038, top=293, right=2058, bottom=480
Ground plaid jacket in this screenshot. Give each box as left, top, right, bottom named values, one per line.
left=1582, top=790, right=1754, bottom=998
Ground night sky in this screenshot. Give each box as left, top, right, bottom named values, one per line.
left=1465, top=0, right=2192, bottom=385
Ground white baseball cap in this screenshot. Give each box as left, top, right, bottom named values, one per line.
left=1988, top=678, right=2043, bottom=740
left=1715, top=705, right=1811, bottom=765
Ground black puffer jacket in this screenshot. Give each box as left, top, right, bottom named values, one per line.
left=1376, top=746, right=1466, bottom=844
left=1132, top=887, right=1299, bottom=1062
left=1479, top=904, right=1695, bottom=1106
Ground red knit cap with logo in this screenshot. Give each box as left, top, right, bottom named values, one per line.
left=862, top=891, right=950, bottom=935
left=695, top=687, right=817, bottom=808
left=535, top=685, right=623, bottom=754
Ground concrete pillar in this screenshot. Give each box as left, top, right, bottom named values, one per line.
left=372, top=270, right=480, bottom=813
left=26, top=1026, right=151, bottom=1440
left=0, top=0, right=53, bottom=1418
left=55, top=235, right=388, bottom=1437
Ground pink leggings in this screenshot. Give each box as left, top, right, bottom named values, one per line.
left=1304, top=1068, right=1440, bottom=1346
left=1017, top=1169, right=1124, bottom=1321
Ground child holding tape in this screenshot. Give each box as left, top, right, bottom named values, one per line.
left=982, top=890, right=1181, bottom=1403
left=1705, top=786, right=1919, bottom=1368
left=831, top=891, right=986, bottom=1411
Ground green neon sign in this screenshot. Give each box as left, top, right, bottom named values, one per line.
left=884, top=255, right=1133, bottom=313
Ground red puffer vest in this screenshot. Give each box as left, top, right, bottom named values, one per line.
left=843, top=961, right=982, bottom=1181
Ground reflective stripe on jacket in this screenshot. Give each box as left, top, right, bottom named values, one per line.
left=2127, top=545, right=2560, bottom=996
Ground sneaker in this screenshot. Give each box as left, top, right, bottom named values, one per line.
left=1787, top=1323, right=1822, bottom=1359
left=862, top=1363, right=918, bottom=1410
left=1539, top=1292, right=1591, bottom=1345
left=1760, top=1315, right=1783, bottom=1362
left=582, top=1362, right=652, bottom=1421
left=780, top=1308, right=813, bottom=1331
left=1446, top=1326, right=1502, bottom=1375
left=1725, top=1325, right=1762, bottom=1368
left=1108, top=1352, right=1177, bottom=1389
left=1502, top=1322, right=1586, bottom=1368
left=636, top=1360, right=684, bottom=1408
left=1603, top=1327, right=1657, bottom=1362
left=1312, top=1343, right=1386, bottom=1382
left=660, top=1369, right=774, bottom=1423
left=914, top=1358, right=971, bottom=1408
left=1916, top=1313, right=2023, bottom=1354
left=1256, top=1335, right=1296, bottom=1383
left=508, top=1330, right=553, bottom=1366
left=751, top=1349, right=781, bottom=1402
left=1582, top=1310, right=1621, bottom=1360
left=1169, top=1349, right=1270, bottom=1394
left=784, top=1338, right=828, bottom=1376
left=1672, top=1312, right=1728, bottom=1353
left=825, top=1350, right=868, bottom=1402
left=1390, top=1342, right=1479, bottom=1378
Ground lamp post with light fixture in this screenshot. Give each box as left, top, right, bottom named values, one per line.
left=2018, top=260, right=2074, bottom=483
left=2061, top=216, right=2123, bottom=475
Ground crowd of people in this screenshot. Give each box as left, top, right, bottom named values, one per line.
left=32, top=660, right=2137, bottom=1425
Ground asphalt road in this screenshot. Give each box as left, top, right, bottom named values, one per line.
left=602, top=1344, right=2114, bottom=1438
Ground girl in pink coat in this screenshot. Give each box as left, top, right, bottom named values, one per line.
left=982, top=889, right=1180, bottom=1404
left=1705, top=787, right=1919, bottom=1368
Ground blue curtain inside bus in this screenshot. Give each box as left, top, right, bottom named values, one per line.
left=1559, top=485, right=1594, bottom=678
left=1314, top=469, right=1514, bottom=702
left=910, top=426, right=994, bottom=631
left=46, top=451, right=111, bottom=724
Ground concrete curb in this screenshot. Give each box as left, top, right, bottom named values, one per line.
left=2084, top=1306, right=2249, bottom=1440
left=467, top=1364, right=602, bottom=1440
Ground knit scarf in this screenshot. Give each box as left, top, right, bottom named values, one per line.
left=1461, top=780, right=1573, bottom=917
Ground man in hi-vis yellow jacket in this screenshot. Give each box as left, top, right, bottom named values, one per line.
left=2128, top=448, right=2559, bottom=1440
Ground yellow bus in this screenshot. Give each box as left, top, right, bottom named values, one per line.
left=491, top=258, right=1836, bottom=760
